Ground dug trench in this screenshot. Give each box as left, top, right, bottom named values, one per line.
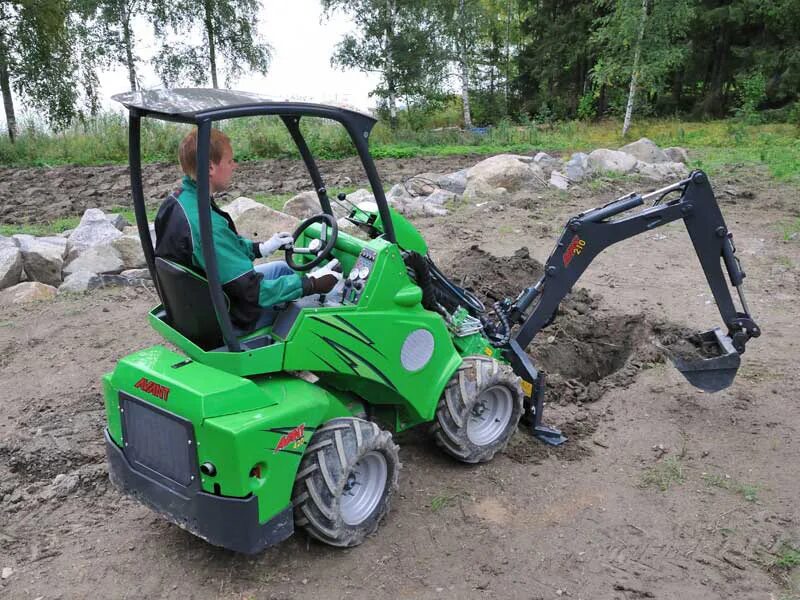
left=437, top=245, right=710, bottom=464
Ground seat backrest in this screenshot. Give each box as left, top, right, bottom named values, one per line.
left=154, top=257, right=226, bottom=350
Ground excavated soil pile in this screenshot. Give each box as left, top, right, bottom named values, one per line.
left=654, top=323, right=724, bottom=361
left=439, top=245, right=662, bottom=407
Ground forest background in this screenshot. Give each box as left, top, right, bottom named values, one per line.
left=0, top=0, right=798, bottom=176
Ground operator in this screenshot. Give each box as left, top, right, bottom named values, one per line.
left=154, top=128, right=341, bottom=333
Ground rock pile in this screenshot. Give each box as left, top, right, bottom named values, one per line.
left=0, top=138, right=689, bottom=304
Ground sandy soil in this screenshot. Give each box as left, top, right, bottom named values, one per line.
left=1, top=161, right=799, bottom=600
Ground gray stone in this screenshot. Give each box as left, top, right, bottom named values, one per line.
left=121, top=268, right=151, bottom=280
left=464, top=154, right=547, bottom=200
left=105, top=213, right=130, bottom=230
left=282, top=191, right=319, bottom=220
left=533, top=152, right=560, bottom=176
left=0, top=281, right=57, bottom=304
left=224, top=200, right=299, bottom=241
left=425, top=189, right=457, bottom=206
left=58, top=271, right=102, bottom=294
left=387, top=183, right=413, bottom=202
left=587, top=149, right=638, bottom=175
left=220, top=196, right=263, bottom=221
left=111, top=235, right=146, bottom=269
left=52, top=473, right=79, bottom=497
left=635, top=161, right=690, bottom=181
left=565, top=152, right=590, bottom=182
left=63, top=244, right=124, bottom=276
left=436, top=169, right=468, bottom=195
left=66, top=208, right=123, bottom=262
left=620, top=138, right=669, bottom=163
left=663, top=146, right=689, bottom=164
left=122, top=224, right=156, bottom=248
left=11, top=234, right=67, bottom=286
left=0, top=237, right=23, bottom=290
left=549, top=170, right=569, bottom=190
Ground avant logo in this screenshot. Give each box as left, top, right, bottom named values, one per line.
left=274, top=424, right=306, bottom=454
left=134, top=377, right=171, bottom=401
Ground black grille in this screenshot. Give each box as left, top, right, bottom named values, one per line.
left=119, top=392, right=197, bottom=488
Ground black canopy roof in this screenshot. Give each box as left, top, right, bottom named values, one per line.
left=112, top=88, right=377, bottom=127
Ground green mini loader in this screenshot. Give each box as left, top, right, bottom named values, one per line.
left=104, top=89, right=760, bottom=553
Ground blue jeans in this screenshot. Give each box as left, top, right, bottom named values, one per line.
left=235, top=261, right=295, bottom=335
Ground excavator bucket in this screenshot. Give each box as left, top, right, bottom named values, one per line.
left=666, top=328, right=741, bottom=392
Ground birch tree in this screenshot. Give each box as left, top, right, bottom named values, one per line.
left=152, top=0, right=271, bottom=88
left=322, top=0, right=447, bottom=128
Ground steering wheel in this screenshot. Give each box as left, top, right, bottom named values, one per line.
left=285, top=213, right=339, bottom=271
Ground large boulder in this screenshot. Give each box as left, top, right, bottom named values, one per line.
left=587, top=149, right=638, bottom=175
left=464, top=154, right=547, bottom=199
left=223, top=197, right=299, bottom=240
left=58, top=271, right=103, bottom=294
left=549, top=170, right=569, bottom=190
left=66, top=208, right=123, bottom=262
left=619, top=138, right=669, bottom=163
left=63, top=244, right=125, bottom=276
left=404, top=171, right=467, bottom=196
left=0, top=237, right=23, bottom=290
left=283, top=191, right=322, bottom=220
left=104, top=213, right=130, bottom=231
left=0, top=281, right=57, bottom=304
left=12, top=234, right=67, bottom=287
left=122, top=224, right=156, bottom=248
left=635, top=161, right=690, bottom=181
left=663, top=146, right=689, bottom=164
left=533, top=152, right=560, bottom=176
left=565, top=152, right=590, bottom=182
left=111, top=235, right=146, bottom=269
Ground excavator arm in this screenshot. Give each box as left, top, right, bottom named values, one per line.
left=492, top=171, right=761, bottom=444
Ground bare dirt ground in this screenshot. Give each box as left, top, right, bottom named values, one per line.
left=0, top=155, right=484, bottom=224
left=1, top=159, right=799, bottom=600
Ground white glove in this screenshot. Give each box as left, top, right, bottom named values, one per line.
left=306, top=259, right=343, bottom=294
left=259, top=231, right=294, bottom=256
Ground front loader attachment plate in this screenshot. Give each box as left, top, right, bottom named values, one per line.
left=666, top=328, right=741, bottom=392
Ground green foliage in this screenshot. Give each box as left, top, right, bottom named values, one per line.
left=701, top=472, right=760, bottom=502
left=773, top=545, right=800, bottom=570
left=734, top=71, right=767, bottom=124
left=151, top=0, right=270, bottom=88
left=640, top=456, right=685, bottom=491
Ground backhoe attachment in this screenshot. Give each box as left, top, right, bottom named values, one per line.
left=489, top=171, right=760, bottom=444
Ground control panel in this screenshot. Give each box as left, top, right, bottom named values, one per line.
left=343, top=248, right=376, bottom=304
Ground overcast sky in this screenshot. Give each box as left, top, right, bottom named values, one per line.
left=8, top=0, right=380, bottom=127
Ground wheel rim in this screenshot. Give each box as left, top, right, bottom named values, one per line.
left=341, top=451, right=388, bottom=526
left=466, top=385, right=514, bottom=446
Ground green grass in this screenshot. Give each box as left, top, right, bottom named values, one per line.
left=701, top=472, right=760, bottom=502
left=774, top=546, right=800, bottom=570
left=779, top=218, right=800, bottom=241
left=0, top=216, right=80, bottom=237
left=2, top=112, right=797, bottom=185
left=429, top=491, right=462, bottom=512
left=640, top=456, right=685, bottom=491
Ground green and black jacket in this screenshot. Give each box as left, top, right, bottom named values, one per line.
left=154, top=176, right=309, bottom=327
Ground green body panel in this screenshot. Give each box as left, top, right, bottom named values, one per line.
left=375, top=207, right=428, bottom=254
left=103, top=345, right=362, bottom=523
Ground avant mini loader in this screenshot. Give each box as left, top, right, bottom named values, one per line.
left=104, top=89, right=760, bottom=553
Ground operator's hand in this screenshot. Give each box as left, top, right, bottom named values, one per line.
left=305, top=259, right=342, bottom=295
left=259, top=231, right=294, bottom=257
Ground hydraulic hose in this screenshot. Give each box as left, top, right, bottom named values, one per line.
left=403, top=251, right=448, bottom=317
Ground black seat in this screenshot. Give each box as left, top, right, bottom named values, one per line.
left=154, top=257, right=226, bottom=350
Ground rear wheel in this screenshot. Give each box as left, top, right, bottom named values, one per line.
left=432, top=356, right=524, bottom=463
left=292, top=417, right=400, bottom=547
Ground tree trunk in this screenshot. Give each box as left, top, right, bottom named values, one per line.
left=0, top=31, right=15, bottom=142
left=120, top=1, right=137, bottom=91
left=459, top=0, right=472, bottom=128
left=622, top=0, right=648, bottom=138
left=384, top=0, right=397, bottom=128
left=203, top=0, right=218, bottom=88
left=504, top=0, right=511, bottom=113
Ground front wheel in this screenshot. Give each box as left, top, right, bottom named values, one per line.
left=292, top=417, right=400, bottom=547
left=432, top=356, right=524, bottom=463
